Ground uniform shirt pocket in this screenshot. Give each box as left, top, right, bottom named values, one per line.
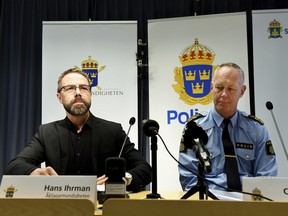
left=236, top=143, right=255, bottom=161
left=206, top=146, right=222, bottom=174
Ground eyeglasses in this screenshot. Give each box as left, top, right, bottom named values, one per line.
left=58, top=84, right=91, bottom=93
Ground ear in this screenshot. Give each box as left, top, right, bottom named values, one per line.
left=240, top=85, right=246, bottom=97
left=57, top=93, right=63, bottom=104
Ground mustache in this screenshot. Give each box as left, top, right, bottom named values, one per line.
left=72, top=97, right=84, bottom=103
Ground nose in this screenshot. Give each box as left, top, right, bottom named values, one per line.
left=221, top=88, right=228, bottom=97
left=75, top=87, right=81, bottom=94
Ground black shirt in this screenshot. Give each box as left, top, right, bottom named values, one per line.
left=65, top=116, right=93, bottom=175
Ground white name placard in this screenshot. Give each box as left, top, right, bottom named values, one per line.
left=242, top=176, right=288, bottom=202
left=0, top=175, right=97, bottom=207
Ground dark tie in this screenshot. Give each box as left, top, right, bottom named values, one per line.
left=222, top=119, right=242, bottom=191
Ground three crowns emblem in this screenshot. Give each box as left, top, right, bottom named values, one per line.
left=173, top=38, right=217, bottom=105
left=75, top=55, right=106, bottom=91
left=267, top=19, right=283, bottom=39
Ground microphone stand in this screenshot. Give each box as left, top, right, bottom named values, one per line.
left=181, top=151, right=218, bottom=200
left=269, top=109, right=288, bottom=161
left=146, top=135, right=161, bottom=199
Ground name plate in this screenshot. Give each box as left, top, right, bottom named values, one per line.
left=0, top=175, right=97, bottom=207
left=242, top=176, right=288, bottom=201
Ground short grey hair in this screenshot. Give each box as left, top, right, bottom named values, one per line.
left=57, top=67, right=90, bottom=92
left=213, top=62, right=245, bottom=85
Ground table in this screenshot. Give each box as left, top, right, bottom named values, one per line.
left=102, top=192, right=288, bottom=216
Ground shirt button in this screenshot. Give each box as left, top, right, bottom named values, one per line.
left=246, top=155, right=250, bottom=159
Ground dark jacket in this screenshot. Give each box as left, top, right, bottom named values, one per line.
left=5, top=114, right=152, bottom=192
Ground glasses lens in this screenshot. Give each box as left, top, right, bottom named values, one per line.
left=59, top=85, right=91, bottom=93
left=79, top=85, right=91, bottom=92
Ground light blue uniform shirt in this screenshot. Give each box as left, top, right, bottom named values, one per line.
left=179, top=107, right=278, bottom=191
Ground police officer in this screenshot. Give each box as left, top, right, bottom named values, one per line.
left=178, top=62, right=277, bottom=191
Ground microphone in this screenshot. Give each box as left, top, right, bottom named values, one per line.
left=142, top=119, right=159, bottom=137
left=266, top=101, right=273, bottom=110
left=182, top=120, right=211, bottom=172
left=118, top=117, right=136, bottom=157
left=266, top=101, right=288, bottom=161
left=192, top=138, right=212, bottom=173
left=182, top=120, right=208, bottom=148
left=104, top=117, right=136, bottom=202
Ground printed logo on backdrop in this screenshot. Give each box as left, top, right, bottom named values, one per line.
left=75, top=55, right=124, bottom=96
left=267, top=19, right=283, bottom=39
left=79, top=55, right=106, bottom=90
left=172, top=38, right=217, bottom=105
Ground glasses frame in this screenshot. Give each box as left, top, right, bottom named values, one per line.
left=58, top=84, right=91, bottom=94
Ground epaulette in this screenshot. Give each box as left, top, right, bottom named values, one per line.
left=187, top=113, right=205, bottom=123
left=247, top=114, right=264, bottom=125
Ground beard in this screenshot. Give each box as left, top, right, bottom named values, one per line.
left=63, top=97, right=91, bottom=116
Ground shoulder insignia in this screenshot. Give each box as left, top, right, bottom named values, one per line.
left=187, top=113, right=204, bottom=123
left=266, top=140, right=275, bottom=156
left=179, top=142, right=187, bottom=153
left=247, top=115, right=264, bottom=125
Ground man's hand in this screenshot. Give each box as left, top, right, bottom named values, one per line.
left=30, top=166, right=58, bottom=175
left=97, top=175, right=108, bottom=185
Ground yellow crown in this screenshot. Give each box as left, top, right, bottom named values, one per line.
left=6, top=185, right=16, bottom=193
left=199, top=69, right=210, bottom=80
left=185, top=70, right=196, bottom=81
left=192, top=82, right=204, bottom=94
left=269, top=19, right=281, bottom=27
left=179, top=38, right=215, bottom=66
left=82, top=55, right=98, bottom=69
left=90, top=73, right=97, bottom=78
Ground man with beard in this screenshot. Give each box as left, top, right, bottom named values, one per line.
left=5, top=68, right=152, bottom=192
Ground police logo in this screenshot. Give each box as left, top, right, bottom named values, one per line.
left=77, top=55, right=106, bottom=90
left=267, top=19, right=283, bottom=39
left=172, top=38, right=217, bottom=105
left=251, top=187, right=263, bottom=201
left=4, top=185, right=17, bottom=198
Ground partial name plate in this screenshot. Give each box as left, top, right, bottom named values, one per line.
left=242, top=176, right=288, bottom=201
left=0, top=175, right=97, bottom=207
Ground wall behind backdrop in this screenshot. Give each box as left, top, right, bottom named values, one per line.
left=1, top=0, right=288, bottom=182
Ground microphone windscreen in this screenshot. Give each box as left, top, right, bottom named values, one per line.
left=105, top=157, right=126, bottom=182
left=129, top=117, right=136, bottom=125
left=266, top=101, right=273, bottom=110
left=142, top=119, right=159, bottom=136
left=183, top=120, right=208, bottom=148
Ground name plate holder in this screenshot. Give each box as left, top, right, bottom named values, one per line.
left=0, top=175, right=97, bottom=208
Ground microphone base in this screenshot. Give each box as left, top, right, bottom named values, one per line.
left=181, top=185, right=218, bottom=200
left=146, top=193, right=162, bottom=199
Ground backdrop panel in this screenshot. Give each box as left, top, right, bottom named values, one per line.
left=42, top=21, right=138, bottom=146
left=253, top=9, right=288, bottom=177
left=148, top=13, right=250, bottom=191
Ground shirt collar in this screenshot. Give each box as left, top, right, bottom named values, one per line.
left=211, top=107, right=238, bottom=128
left=65, top=112, right=93, bottom=131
